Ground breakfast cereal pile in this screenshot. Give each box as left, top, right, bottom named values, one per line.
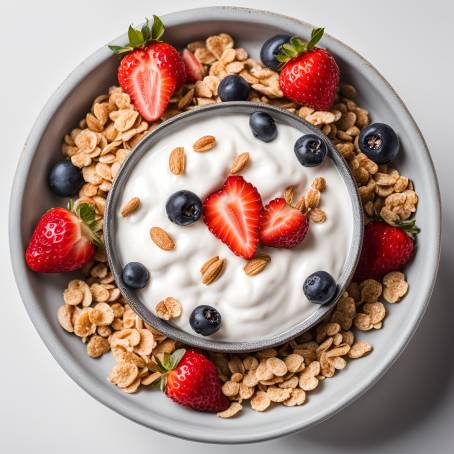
left=56, top=33, right=417, bottom=416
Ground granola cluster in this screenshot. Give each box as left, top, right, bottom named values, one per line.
left=56, top=32, right=416, bottom=416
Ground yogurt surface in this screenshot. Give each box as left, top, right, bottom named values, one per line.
left=116, top=113, right=353, bottom=342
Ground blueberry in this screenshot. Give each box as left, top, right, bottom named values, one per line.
left=249, top=111, right=277, bottom=142
left=294, top=134, right=327, bottom=167
left=166, top=190, right=202, bottom=226
left=189, top=305, right=221, bottom=336
left=260, top=34, right=292, bottom=71
left=122, top=262, right=149, bottom=289
left=358, top=123, right=400, bottom=164
left=48, top=160, right=84, bottom=197
left=303, top=271, right=337, bottom=305
left=218, top=75, right=250, bottom=102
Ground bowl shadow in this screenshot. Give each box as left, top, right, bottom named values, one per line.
left=279, top=227, right=450, bottom=450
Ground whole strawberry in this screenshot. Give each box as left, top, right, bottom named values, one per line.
left=109, top=16, right=186, bottom=121
left=277, top=28, right=339, bottom=110
left=354, top=220, right=418, bottom=282
left=151, top=349, right=229, bottom=413
left=25, top=203, right=101, bottom=273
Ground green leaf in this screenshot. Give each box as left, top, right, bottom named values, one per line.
left=169, top=349, right=186, bottom=369
left=162, top=352, right=172, bottom=370
left=306, top=27, right=325, bottom=50
left=150, top=377, right=162, bottom=389
left=281, top=43, right=299, bottom=58
left=108, top=44, right=134, bottom=57
left=289, top=36, right=306, bottom=53
left=153, top=356, right=168, bottom=373
left=67, top=199, right=75, bottom=212
left=276, top=54, right=290, bottom=63
left=128, top=24, right=144, bottom=48
left=151, top=15, right=165, bottom=40
left=76, top=203, right=96, bottom=225
left=141, top=18, right=151, bottom=41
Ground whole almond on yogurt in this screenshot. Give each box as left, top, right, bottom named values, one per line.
left=169, top=147, right=185, bottom=175
left=150, top=227, right=175, bottom=251
left=200, top=256, right=225, bottom=285
left=230, top=152, right=250, bottom=174
left=193, top=135, right=216, bottom=152
left=120, top=197, right=141, bottom=217
left=244, top=255, right=271, bottom=276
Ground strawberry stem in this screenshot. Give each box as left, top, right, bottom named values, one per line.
left=395, top=218, right=421, bottom=238
left=276, top=27, right=325, bottom=64
left=108, top=16, right=165, bottom=57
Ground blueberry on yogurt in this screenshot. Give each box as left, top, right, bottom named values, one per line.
left=249, top=111, right=277, bottom=142
left=122, top=262, right=150, bottom=289
left=189, top=305, right=221, bottom=336
left=166, top=190, right=203, bottom=226
left=294, top=134, right=327, bottom=167
left=303, top=271, right=337, bottom=305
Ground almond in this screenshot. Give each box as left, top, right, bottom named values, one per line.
left=149, top=227, right=175, bottom=251
left=120, top=197, right=141, bottom=217
left=294, top=194, right=306, bottom=212
left=311, top=177, right=326, bottom=192
left=243, top=255, right=270, bottom=276
left=193, top=135, right=216, bottom=152
left=283, top=186, right=295, bottom=206
left=169, top=147, right=185, bottom=175
left=230, top=152, right=250, bottom=174
left=309, top=208, right=327, bottom=223
left=305, top=188, right=320, bottom=209
left=201, top=256, right=225, bottom=284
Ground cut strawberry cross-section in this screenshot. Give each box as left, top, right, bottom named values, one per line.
left=203, top=176, right=262, bottom=259
left=260, top=198, right=309, bottom=248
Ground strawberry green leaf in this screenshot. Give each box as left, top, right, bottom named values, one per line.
left=150, top=377, right=162, bottom=389
left=276, top=54, right=290, bottom=63
left=151, top=15, right=165, bottom=41
left=162, top=352, right=172, bottom=370
left=281, top=43, right=299, bottom=58
left=306, top=27, right=324, bottom=51
left=128, top=24, right=144, bottom=47
left=289, top=36, right=306, bottom=53
left=153, top=356, right=168, bottom=373
left=141, top=18, right=151, bottom=42
left=76, top=203, right=96, bottom=225
left=169, top=348, right=186, bottom=369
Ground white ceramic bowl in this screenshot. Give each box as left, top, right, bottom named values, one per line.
left=9, top=6, right=441, bottom=444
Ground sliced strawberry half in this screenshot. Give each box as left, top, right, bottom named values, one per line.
left=182, top=48, right=204, bottom=83
left=203, top=176, right=262, bottom=259
left=118, top=50, right=176, bottom=121
left=260, top=198, right=309, bottom=248
left=110, top=17, right=185, bottom=121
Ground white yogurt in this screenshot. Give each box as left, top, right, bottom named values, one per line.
left=117, top=113, right=353, bottom=342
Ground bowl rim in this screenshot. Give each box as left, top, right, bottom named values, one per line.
left=104, top=101, right=364, bottom=353
left=8, top=6, right=441, bottom=444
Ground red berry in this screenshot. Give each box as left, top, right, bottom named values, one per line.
left=110, top=17, right=186, bottom=121
left=203, top=176, right=262, bottom=259
left=165, top=350, right=229, bottom=413
left=354, top=221, right=415, bottom=281
left=117, top=42, right=184, bottom=121
left=259, top=198, right=309, bottom=248
left=182, top=48, right=204, bottom=83
left=25, top=205, right=99, bottom=273
left=276, top=29, right=339, bottom=110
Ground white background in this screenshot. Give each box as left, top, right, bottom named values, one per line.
left=1, top=0, right=453, bottom=452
